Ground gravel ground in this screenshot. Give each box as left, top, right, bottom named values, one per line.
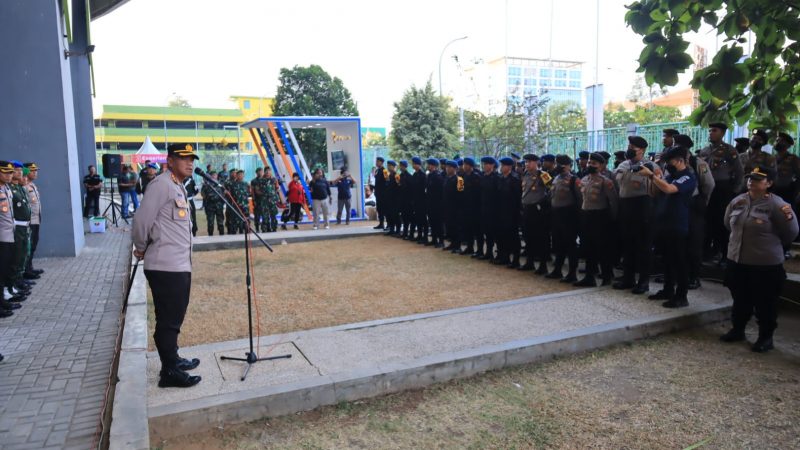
left=148, top=235, right=573, bottom=349
left=153, top=310, right=800, bottom=450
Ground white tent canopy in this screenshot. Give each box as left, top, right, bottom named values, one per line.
left=136, top=136, right=161, bottom=154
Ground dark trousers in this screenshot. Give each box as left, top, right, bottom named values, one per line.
left=480, top=214, right=496, bottom=257
left=0, top=241, right=14, bottom=289
left=460, top=213, right=482, bottom=252
left=581, top=209, right=613, bottom=278
left=620, top=196, right=653, bottom=286
left=206, top=208, right=224, bottom=235
left=444, top=211, right=460, bottom=247
left=724, top=262, right=785, bottom=337
left=84, top=191, right=100, bottom=217
left=401, top=204, right=413, bottom=234
left=386, top=201, right=400, bottom=233
left=375, top=191, right=385, bottom=225
left=427, top=209, right=443, bottom=242
left=497, top=223, right=520, bottom=263
left=687, top=198, right=706, bottom=281
left=414, top=205, right=428, bottom=238
left=145, top=270, right=191, bottom=369
left=25, top=224, right=39, bottom=272
left=659, top=229, right=689, bottom=298
left=189, top=200, right=198, bottom=237
left=706, top=185, right=735, bottom=258
left=522, top=203, right=550, bottom=265
left=282, top=202, right=302, bottom=225
left=551, top=206, right=579, bottom=275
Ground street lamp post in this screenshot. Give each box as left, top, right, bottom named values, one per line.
left=438, top=36, right=468, bottom=97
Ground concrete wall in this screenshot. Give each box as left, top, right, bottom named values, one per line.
left=0, top=0, right=88, bottom=256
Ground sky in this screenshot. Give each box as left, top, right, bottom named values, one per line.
left=90, top=0, right=722, bottom=128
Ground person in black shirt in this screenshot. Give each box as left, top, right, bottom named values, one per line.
left=410, top=157, right=428, bottom=243
left=309, top=168, right=331, bottom=230
left=83, top=165, right=102, bottom=218
left=495, top=157, right=522, bottom=268
left=458, top=157, right=482, bottom=256
left=397, top=161, right=413, bottom=238
left=477, top=156, right=500, bottom=260
left=425, top=158, right=444, bottom=248
left=442, top=160, right=463, bottom=252
left=373, top=157, right=387, bottom=229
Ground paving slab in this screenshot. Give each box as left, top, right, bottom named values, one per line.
left=147, top=281, right=731, bottom=440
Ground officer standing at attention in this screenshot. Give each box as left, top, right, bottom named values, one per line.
left=477, top=156, right=500, bottom=261
left=548, top=155, right=581, bottom=282
left=520, top=154, right=552, bottom=273
left=495, top=157, right=522, bottom=268
left=183, top=174, right=198, bottom=237
left=9, top=162, right=32, bottom=295
left=721, top=165, right=798, bottom=352
left=698, top=123, right=743, bottom=263
left=410, top=157, right=428, bottom=244
left=442, top=160, right=463, bottom=252
left=772, top=133, right=800, bottom=251
left=384, top=160, right=400, bottom=235
left=576, top=151, right=590, bottom=177
left=133, top=143, right=202, bottom=388
left=200, top=171, right=225, bottom=236
left=424, top=158, right=444, bottom=248
left=733, top=137, right=750, bottom=155
left=674, top=135, right=714, bottom=289
left=23, top=163, right=43, bottom=278
left=82, top=165, right=102, bottom=218
left=373, top=157, right=387, bottom=230
left=638, top=146, right=697, bottom=308
left=396, top=161, right=413, bottom=238
left=458, top=157, right=482, bottom=256
left=575, top=153, right=618, bottom=287
left=661, top=129, right=679, bottom=159
left=251, top=168, right=266, bottom=231
left=613, top=136, right=656, bottom=295
left=740, top=129, right=777, bottom=180
left=0, top=161, right=23, bottom=315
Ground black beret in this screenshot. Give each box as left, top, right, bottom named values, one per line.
left=709, top=122, right=728, bottom=131
left=555, top=154, right=572, bottom=165
left=662, top=129, right=679, bottom=136
left=541, top=154, right=556, bottom=162
left=510, top=152, right=521, bottom=160
left=589, top=152, right=606, bottom=164
left=628, top=136, right=648, bottom=149
left=778, top=132, right=795, bottom=146
left=578, top=151, right=590, bottom=159
left=673, top=134, right=694, bottom=149
left=522, top=154, right=539, bottom=162
left=661, top=146, right=686, bottom=162
left=598, top=151, right=611, bottom=162
left=613, top=151, right=626, bottom=159
left=734, top=137, right=750, bottom=145
left=499, top=157, right=515, bottom=166
left=480, top=156, right=498, bottom=166
left=376, top=156, right=385, bottom=162
left=751, top=129, right=769, bottom=141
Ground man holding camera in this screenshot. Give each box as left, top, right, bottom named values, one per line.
left=613, top=136, right=656, bottom=294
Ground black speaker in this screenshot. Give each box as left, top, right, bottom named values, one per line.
left=102, top=154, right=122, bottom=178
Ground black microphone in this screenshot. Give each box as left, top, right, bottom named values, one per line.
left=194, top=167, right=224, bottom=188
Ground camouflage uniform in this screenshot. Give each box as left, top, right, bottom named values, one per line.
left=229, top=179, right=250, bottom=234
left=251, top=176, right=266, bottom=231
left=200, top=182, right=225, bottom=235
left=262, top=177, right=279, bottom=232
left=10, top=183, right=31, bottom=287
left=223, top=175, right=236, bottom=234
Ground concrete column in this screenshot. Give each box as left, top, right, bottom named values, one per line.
left=70, top=0, right=98, bottom=175
left=0, top=0, right=86, bottom=256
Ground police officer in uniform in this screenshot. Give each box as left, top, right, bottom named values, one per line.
left=733, top=137, right=750, bottom=155
left=740, top=129, right=776, bottom=181
left=373, top=157, right=388, bottom=229
left=698, top=123, right=743, bottom=263
left=384, top=160, right=400, bottom=235
left=495, top=157, right=522, bottom=268
left=613, top=136, right=656, bottom=294
left=674, top=135, right=715, bottom=289
left=773, top=133, right=800, bottom=248
left=133, top=143, right=202, bottom=388
left=9, top=162, right=32, bottom=295
left=548, top=155, right=581, bottom=282
left=410, top=157, right=428, bottom=244
left=424, top=158, right=444, bottom=248
left=183, top=175, right=198, bottom=237
left=477, top=156, right=500, bottom=260
left=721, top=165, right=799, bottom=352
left=23, top=163, right=43, bottom=277
left=0, top=161, right=23, bottom=315
left=200, top=171, right=225, bottom=235
left=520, top=154, right=552, bottom=273
left=442, top=160, right=463, bottom=252
left=661, top=129, right=679, bottom=157
left=576, top=151, right=590, bottom=177
left=458, top=157, right=482, bottom=255
left=575, top=153, right=618, bottom=287
left=397, top=160, right=414, bottom=238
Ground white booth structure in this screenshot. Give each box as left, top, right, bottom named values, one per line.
left=240, top=117, right=364, bottom=221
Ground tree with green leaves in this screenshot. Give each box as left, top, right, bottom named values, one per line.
left=542, top=101, right=586, bottom=134
left=625, top=0, right=800, bottom=132
left=167, top=94, right=191, bottom=108
left=463, top=96, right=550, bottom=156
left=389, top=81, right=460, bottom=160
left=273, top=65, right=359, bottom=170
left=604, top=102, right=685, bottom=128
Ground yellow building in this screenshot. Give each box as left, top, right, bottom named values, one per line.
left=94, top=95, right=274, bottom=154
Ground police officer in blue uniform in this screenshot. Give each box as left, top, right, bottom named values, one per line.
left=495, top=157, right=522, bottom=268
left=442, top=160, right=463, bottom=252
left=410, top=156, right=428, bottom=243
left=425, top=158, right=445, bottom=248
left=458, top=157, right=482, bottom=255
left=477, top=156, right=500, bottom=260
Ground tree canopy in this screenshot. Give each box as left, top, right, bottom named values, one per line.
left=625, top=0, right=800, bottom=132
left=389, top=81, right=460, bottom=160
left=273, top=65, right=359, bottom=171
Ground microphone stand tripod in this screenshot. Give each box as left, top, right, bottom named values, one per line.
left=203, top=180, right=291, bottom=381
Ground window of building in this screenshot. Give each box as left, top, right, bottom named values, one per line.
left=555, top=79, right=567, bottom=87
left=540, top=79, right=552, bottom=87
left=524, top=68, right=537, bottom=77
left=569, top=80, right=581, bottom=88
left=96, top=120, right=109, bottom=127
left=164, top=121, right=196, bottom=129
left=524, top=78, right=536, bottom=86
left=524, top=87, right=536, bottom=96
left=246, top=142, right=253, bottom=151
left=117, top=143, right=142, bottom=150
left=508, top=77, right=522, bottom=86
left=243, top=100, right=251, bottom=109
left=539, top=68, right=552, bottom=78
left=570, top=70, right=581, bottom=79
left=508, top=66, right=522, bottom=77
left=115, top=120, right=143, bottom=129
left=555, top=69, right=567, bottom=79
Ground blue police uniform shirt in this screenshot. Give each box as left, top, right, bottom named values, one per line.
left=337, top=177, right=353, bottom=199
left=657, top=168, right=696, bottom=234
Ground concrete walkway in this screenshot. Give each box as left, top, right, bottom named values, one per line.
left=0, top=225, right=130, bottom=449
left=146, top=281, right=731, bottom=441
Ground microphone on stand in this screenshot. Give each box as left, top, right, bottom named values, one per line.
left=194, top=167, right=224, bottom=189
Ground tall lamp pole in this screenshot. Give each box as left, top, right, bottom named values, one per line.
left=438, top=36, right=468, bottom=97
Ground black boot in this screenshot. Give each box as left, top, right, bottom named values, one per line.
left=459, top=247, right=474, bottom=256
left=517, top=261, right=533, bottom=271
left=751, top=335, right=774, bottom=353
left=662, top=296, right=689, bottom=308
left=373, top=222, right=384, bottom=230
left=719, top=328, right=746, bottom=343
left=545, top=269, right=563, bottom=279
left=631, top=282, right=650, bottom=295
left=612, top=279, right=635, bottom=290
left=534, top=263, right=548, bottom=275
left=176, top=357, right=200, bottom=371
left=158, top=367, right=202, bottom=388
left=471, top=250, right=484, bottom=259
left=648, top=289, right=673, bottom=301
left=560, top=272, right=577, bottom=283
left=507, top=256, right=520, bottom=269
left=573, top=276, right=596, bottom=287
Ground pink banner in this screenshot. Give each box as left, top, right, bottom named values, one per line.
left=130, top=154, right=167, bottom=164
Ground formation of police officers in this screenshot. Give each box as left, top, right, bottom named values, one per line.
left=0, top=160, right=45, bottom=362
left=199, top=165, right=281, bottom=236
left=370, top=124, right=799, bottom=352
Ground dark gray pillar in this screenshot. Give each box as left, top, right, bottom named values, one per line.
left=70, top=0, right=98, bottom=175
left=0, top=0, right=86, bottom=256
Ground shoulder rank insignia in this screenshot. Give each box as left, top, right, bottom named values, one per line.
left=395, top=173, right=401, bottom=183
left=457, top=176, right=464, bottom=192
left=382, top=169, right=389, bottom=179
left=540, top=171, right=552, bottom=185
left=781, top=204, right=794, bottom=221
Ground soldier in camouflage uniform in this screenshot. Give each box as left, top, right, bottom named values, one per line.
left=200, top=171, right=225, bottom=236
left=262, top=168, right=279, bottom=232
left=223, top=168, right=237, bottom=234
left=9, top=163, right=31, bottom=292
left=250, top=168, right=266, bottom=231
left=739, top=129, right=776, bottom=185
left=229, top=170, right=250, bottom=234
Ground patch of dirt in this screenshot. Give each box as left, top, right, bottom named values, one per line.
left=147, top=235, right=573, bottom=349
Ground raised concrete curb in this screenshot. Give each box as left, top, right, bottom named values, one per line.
left=192, top=226, right=382, bottom=251
left=147, top=301, right=729, bottom=441
left=108, top=256, right=150, bottom=450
